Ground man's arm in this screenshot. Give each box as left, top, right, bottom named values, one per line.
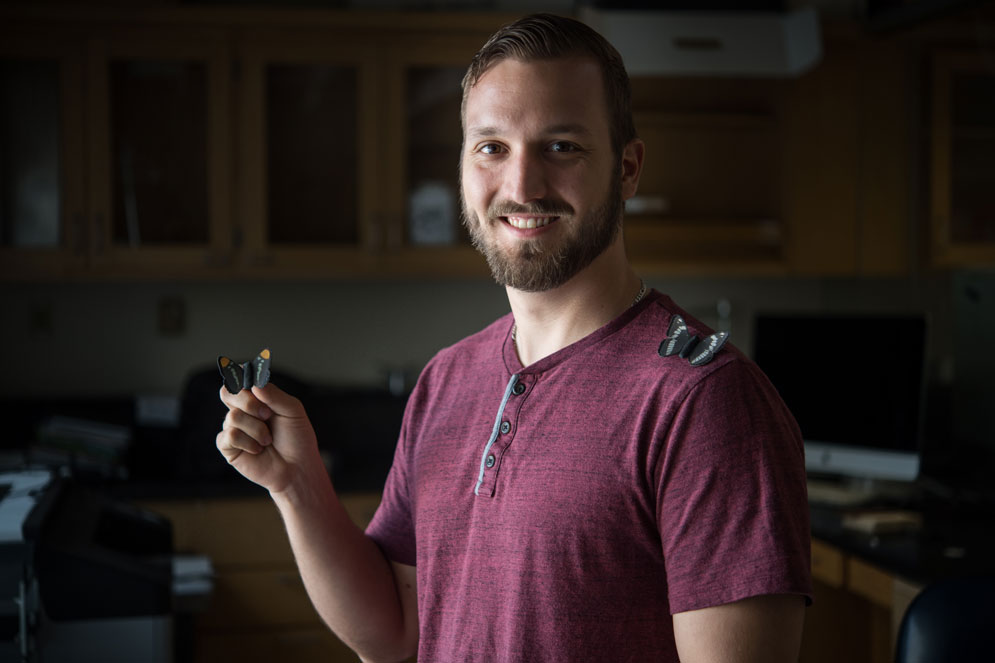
left=673, top=594, right=805, bottom=663
left=218, top=383, right=418, bottom=662
left=271, top=483, right=418, bottom=663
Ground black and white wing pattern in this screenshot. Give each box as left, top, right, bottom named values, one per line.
left=658, top=315, right=729, bottom=367
left=217, top=355, right=245, bottom=394
left=685, top=331, right=729, bottom=366
left=250, top=348, right=272, bottom=388
left=218, top=348, right=271, bottom=393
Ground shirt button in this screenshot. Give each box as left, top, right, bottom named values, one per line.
left=513, top=382, right=526, bottom=395
left=485, top=454, right=496, bottom=468
left=500, top=420, right=511, bottom=434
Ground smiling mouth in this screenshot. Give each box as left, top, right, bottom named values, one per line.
left=503, top=216, right=558, bottom=229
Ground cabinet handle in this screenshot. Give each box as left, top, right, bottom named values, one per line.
left=366, top=213, right=384, bottom=252
left=385, top=212, right=403, bottom=251
left=93, top=214, right=105, bottom=255
left=73, top=213, right=87, bottom=257
left=204, top=250, right=233, bottom=267
left=250, top=252, right=275, bottom=268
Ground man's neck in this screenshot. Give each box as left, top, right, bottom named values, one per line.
left=507, top=242, right=642, bottom=367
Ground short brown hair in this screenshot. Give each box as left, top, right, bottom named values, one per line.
left=461, top=13, right=636, bottom=159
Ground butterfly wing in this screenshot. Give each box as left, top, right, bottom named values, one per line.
left=658, top=314, right=691, bottom=357
left=218, top=356, right=244, bottom=394
left=687, top=332, right=730, bottom=366
left=251, top=348, right=271, bottom=388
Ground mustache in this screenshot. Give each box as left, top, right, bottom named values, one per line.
left=488, top=199, right=574, bottom=218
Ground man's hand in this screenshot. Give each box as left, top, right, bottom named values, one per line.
left=217, top=383, right=324, bottom=495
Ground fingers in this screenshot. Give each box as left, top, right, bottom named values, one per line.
left=216, top=382, right=310, bottom=471
left=219, top=384, right=272, bottom=421
left=250, top=382, right=306, bottom=418
left=216, top=428, right=261, bottom=462
left=225, top=406, right=273, bottom=446
left=217, top=408, right=271, bottom=458
left=217, top=385, right=274, bottom=458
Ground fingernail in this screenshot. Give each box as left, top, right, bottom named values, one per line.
left=258, top=405, right=272, bottom=420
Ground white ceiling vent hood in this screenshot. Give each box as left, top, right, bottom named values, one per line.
left=580, top=6, right=822, bottom=77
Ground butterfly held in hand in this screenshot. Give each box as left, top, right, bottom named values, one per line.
left=658, top=315, right=729, bottom=366
left=218, top=348, right=271, bottom=393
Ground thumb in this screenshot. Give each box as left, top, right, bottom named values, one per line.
left=251, top=382, right=306, bottom=419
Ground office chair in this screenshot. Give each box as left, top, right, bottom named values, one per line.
left=894, top=575, right=995, bottom=663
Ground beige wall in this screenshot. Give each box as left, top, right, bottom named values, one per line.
left=0, top=274, right=950, bottom=399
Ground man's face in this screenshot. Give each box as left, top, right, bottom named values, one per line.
left=460, top=57, right=624, bottom=292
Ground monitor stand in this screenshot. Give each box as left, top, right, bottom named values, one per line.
left=807, top=475, right=918, bottom=508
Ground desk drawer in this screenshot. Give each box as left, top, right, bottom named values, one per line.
left=199, top=566, right=321, bottom=629
left=194, top=627, right=357, bottom=663
left=811, top=539, right=844, bottom=588
left=847, top=557, right=893, bottom=608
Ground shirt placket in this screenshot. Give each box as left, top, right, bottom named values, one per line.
left=474, top=373, right=532, bottom=498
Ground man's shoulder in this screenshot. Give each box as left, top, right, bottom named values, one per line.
left=422, top=312, right=513, bottom=375
left=620, top=292, right=744, bottom=380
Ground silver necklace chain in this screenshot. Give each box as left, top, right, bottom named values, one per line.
left=511, top=280, right=647, bottom=346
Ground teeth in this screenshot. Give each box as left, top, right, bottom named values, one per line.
left=506, top=217, right=554, bottom=229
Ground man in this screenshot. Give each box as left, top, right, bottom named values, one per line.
left=218, top=13, right=811, bottom=663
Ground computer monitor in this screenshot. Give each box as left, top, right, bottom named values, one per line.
left=753, top=313, right=928, bottom=482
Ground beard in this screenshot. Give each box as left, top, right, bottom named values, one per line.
left=461, top=173, right=624, bottom=293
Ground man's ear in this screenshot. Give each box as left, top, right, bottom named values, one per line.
left=620, top=138, right=645, bottom=201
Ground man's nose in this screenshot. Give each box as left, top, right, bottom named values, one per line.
left=505, top=150, right=547, bottom=203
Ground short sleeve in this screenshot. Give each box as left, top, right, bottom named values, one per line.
left=657, top=359, right=812, bottom=614
left=365, top=413, right=417, bottom=566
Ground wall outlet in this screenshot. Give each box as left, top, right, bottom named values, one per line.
left=157, top=296, right=186, bottom=336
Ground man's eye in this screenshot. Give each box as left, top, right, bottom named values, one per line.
left=549, top=141, right=579, bottom=153
left=479, top=143, right=502, bottom=155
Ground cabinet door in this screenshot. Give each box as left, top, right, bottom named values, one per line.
left=625, top=76, right=787, bottom=275
left=931, top=50, right=995, bottom=266
left=234, top=28, right=378, bottom=277
left=0, top=29, right=87, bottom=279
left=140, top=494, right=383, bottom=663
left=86, top=27, right=232, bottom=276
left=378, top=31, right=496, bottom=277
left=627, top=110, right=784, bottom=274
left=781, top=36, right=861, bottom=276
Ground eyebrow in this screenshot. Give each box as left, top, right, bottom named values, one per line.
left=466, top=126, right=501, bottom=139
left=544, top=123, right=594, bottom=137
left=466, top=123, right=594, bottom=139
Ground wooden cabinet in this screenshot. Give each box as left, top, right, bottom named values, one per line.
left=0, top=8, right=507, bottom=281
left=376, top=31, right=487, bottom=275
left=87, top=25, right=234, bottom=276
left=140, top=493, right=382, bottom=663
left=626, top=77, right=786, bottom=274
left=0, top=9, right=939, bottom=280
left=802, top=539, right=922, bottom=663
left=233, top=26, right=379, bottom=276
left=930, top=50, right=995, bottom=266
left=624, top=24, right=915, bottom=277
left=0, top=25, right=88, bottom=278
left=0, top=20, right=232, bottom=279
left=782, top=26, right=912, bottom=277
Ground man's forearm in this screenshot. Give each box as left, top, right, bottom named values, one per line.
left=271, top=473, right=415, bottom=662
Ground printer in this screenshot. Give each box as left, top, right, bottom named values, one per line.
left=0, top=470, right=173, bottom=662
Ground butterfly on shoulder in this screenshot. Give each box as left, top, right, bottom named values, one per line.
left=658, top=315, right=729, bottom=367
left=218, top=348, right=271, bottom=394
